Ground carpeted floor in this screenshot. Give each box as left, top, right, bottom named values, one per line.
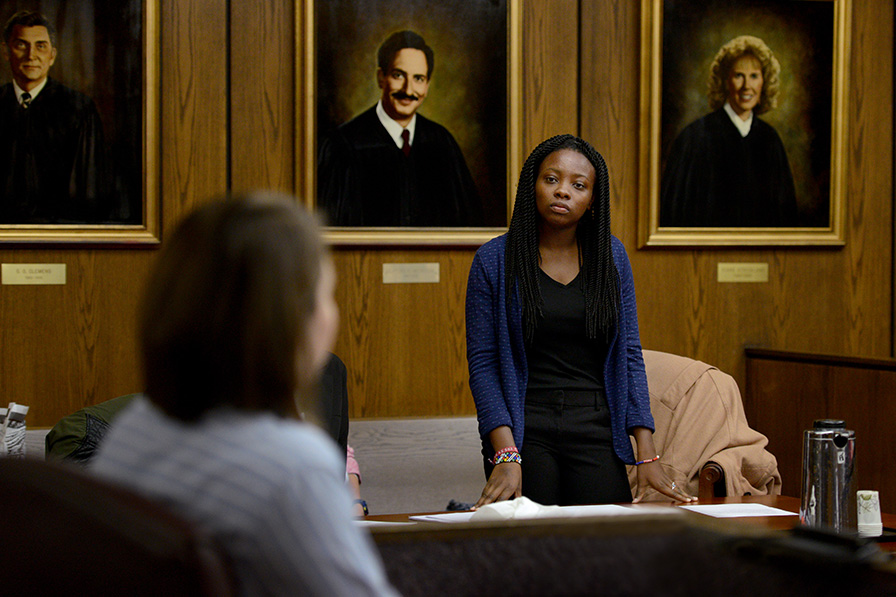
left=25, top=417, right=485, bottom=516
left=348, top=417, right=484, bottom=515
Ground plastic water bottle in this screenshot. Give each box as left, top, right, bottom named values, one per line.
left=3, top=403, right=29, bottom=458
left=0, top=406, right=7, bottom=456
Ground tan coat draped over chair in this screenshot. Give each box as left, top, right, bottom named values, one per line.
left=628, top=350, right=782, bottom=501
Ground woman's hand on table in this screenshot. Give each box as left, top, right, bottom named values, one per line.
left=473, top=463, right=522, bottom=509
left=633, top=460, right=697, bottom=503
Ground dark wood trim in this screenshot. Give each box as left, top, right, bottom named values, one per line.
left=745, top=347, right=896, bottom=371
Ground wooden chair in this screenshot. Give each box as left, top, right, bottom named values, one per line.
left=698, top=461, right=726, bottom=500
left=0, top=457, right=235, bottom=596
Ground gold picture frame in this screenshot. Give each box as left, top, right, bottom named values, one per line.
left=638, top=0, right=850, bottom=247
left=0, top=1, right=160, bottom=245
left=297, top=0, right=521, bottom=246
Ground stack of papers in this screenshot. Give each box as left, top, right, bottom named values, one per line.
left=405, top=498, right=797, bottom=524
left=409, top=497, right=682, bottom=523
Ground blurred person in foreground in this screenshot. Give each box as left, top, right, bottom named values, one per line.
left=91, top=192, right=398, bottom=596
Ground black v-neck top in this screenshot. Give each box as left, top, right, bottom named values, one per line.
left=526, top=268, right=608, bottom=392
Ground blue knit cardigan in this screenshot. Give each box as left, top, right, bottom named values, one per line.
left=465, top=233, right=654, bottom=464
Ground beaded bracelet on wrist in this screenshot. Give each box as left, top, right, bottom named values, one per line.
left=489, top=446, right=519, bottom=464
left=492, top=451, right=522, bottom=465
left=634, top=455, right=661, bottom=466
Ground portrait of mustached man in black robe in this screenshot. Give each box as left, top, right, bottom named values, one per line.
left=318, top=30, right=482, bottom=228
left=0, top=10, right=107, bottom=224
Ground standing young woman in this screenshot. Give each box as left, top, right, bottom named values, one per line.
left=466, top=135, right=695, bottom=506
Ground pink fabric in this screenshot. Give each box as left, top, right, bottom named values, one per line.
left=346, top=444, right=361, bottom=482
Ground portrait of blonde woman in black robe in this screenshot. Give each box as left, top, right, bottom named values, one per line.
left=660, top=35, right=797, bottom=228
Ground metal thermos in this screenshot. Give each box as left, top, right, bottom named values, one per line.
left=800, top=419, right=856, bottom=532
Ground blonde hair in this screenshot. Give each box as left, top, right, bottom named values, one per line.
left=707, top=35, right=780, bottom=115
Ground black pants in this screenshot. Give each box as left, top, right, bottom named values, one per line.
left=520, top=389, right=632, bottom=506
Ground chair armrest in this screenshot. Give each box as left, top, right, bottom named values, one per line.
left=699, top=461, right=726, bottom=501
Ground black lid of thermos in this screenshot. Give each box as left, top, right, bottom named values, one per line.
left=813, top=419, right=846, bottom=429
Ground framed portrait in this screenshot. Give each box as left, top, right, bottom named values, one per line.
left=0, top=0, right=159, bottom=244
left=638, top=0, right=850, bottom=247
left=298, top=0, right=520, bottom=246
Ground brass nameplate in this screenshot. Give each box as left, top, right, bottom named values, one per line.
left=2, top=263, right=67, bottom=285
left=382, top=263, right=440, bottom=284
left=717, top=262, right=768, bottom=283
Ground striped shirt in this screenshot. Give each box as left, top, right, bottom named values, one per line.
left=90, top=396, right=397, bottom=596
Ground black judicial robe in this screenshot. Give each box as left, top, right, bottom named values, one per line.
left=0, top=78, right=106, bottom=224
left=318, top=353, right=349, bottom=459
left=659, top=108, right=798, bottom=228
left=317, top=106, right=482, bottom=227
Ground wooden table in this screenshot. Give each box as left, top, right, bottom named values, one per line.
left=367, top=495, right=896, bottom=596
left=368, top=494, right=896, bottom=549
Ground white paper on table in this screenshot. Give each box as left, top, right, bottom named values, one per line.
left=409, top=497, right=683, bottom=523
left=680, top=503, right=797, bottom=518
left=409, top=511, right=477, bottom=523
left=355, top=520, right=419, bottom=527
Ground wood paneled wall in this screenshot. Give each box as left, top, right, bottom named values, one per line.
left=2, top=1, right=893, bottom=428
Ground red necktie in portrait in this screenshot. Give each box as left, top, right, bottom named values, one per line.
left=401, top=129, right=410, bottom=157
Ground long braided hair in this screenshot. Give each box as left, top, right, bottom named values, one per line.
left=505, top=134, right=619, bottom=344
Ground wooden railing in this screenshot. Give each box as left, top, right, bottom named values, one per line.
left=744, top=347, right=896, bottom=512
